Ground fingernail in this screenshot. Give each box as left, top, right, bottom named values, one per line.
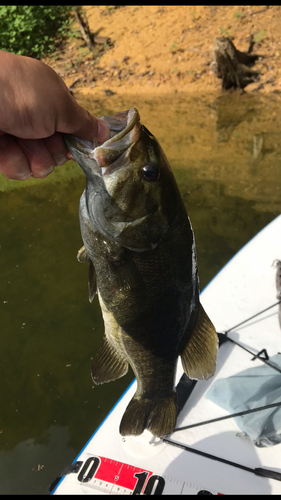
left=19, top=172, right=33, bottom=180
left=0, top=135, right=8, bottom=149
left=53, top=155, right=68, bottom=166
left=36, top=166, right=54, bottom=179
left=66, top=151, right=76, bottom=161
left=97, top=119, right=110, bottom=144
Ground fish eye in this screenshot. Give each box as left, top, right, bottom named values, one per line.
left=142, top=164, right=160, bottom=182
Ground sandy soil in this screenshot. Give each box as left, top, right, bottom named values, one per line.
left=43, top=5, right=281, bottom=98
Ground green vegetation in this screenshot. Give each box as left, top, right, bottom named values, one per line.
left=190, top=10, right=198, bottom=22
left=169, top=43, right=177, bottom=52
left=0, top=5, right=75, bottom=59
left=233, top=11, right=243, bottom=18
left=219, top=26, right=230, bottom=37
left=254, top=30, right=265, bottom=43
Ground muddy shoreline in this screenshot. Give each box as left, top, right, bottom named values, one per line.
left=43, top=6, right=281, bottom=98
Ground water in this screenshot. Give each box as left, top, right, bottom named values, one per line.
left=0, top=92, right=280, bottom=494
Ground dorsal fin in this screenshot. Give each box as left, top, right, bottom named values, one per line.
left=180, top=303, right=218, bottom=380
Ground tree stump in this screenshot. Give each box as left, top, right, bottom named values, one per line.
left=212, top=37, right=262, bottom=91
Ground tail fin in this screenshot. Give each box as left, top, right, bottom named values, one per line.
left=119, top=392, right=177, bottom=438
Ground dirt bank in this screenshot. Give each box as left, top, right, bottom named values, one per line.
left=43, top=5, right=281, bottom=98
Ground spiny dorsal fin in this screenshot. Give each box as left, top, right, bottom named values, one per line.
left=180, top=303, right=218, bottom=380
left=91, top=337, right=128, bottom=385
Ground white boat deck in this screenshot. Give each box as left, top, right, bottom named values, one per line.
left=52, top=215, right=281, bottom=495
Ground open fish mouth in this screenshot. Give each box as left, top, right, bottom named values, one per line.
left=64, top=107, right=141, bottom=177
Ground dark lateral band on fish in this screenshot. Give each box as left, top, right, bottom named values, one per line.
left=63, top=107, right=218, bottom=438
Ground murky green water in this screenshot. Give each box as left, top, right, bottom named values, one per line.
left=0, top=92, right=280, bottom=494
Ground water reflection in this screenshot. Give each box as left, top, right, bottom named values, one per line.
left=0, top=91, right=280, bottom=493
left=0, top=426, right=76, bottom=494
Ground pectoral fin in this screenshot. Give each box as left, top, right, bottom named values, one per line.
left=91, top=337, right=128, bottom=384
left=180, top=303, right=218, bottom=380
left=77, top=245, right=88, bottom=263
left=77, top=245, right=97, bottom=302
left=111, top=257, right=145, bottom=295
left=88, top=260, right=97, bottom=303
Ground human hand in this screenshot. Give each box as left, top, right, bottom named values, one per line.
left=0, top=50, right=110, bottom=180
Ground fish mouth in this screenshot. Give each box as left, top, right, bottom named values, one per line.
left=64, top=107, right=141, bottom=177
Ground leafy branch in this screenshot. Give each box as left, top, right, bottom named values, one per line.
left=0, top=6, right=75, bottom=58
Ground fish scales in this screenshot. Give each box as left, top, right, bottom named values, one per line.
left=64, top=108, right=218, bottom=438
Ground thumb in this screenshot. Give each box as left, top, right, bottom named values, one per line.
left=70, top=107, right=111, bottom=145
left=57, top=93, right=110, bottom=145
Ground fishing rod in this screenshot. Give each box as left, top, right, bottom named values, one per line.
left=218, top=299, right=281, bottom=373
left=175, top=297, right=281, bottom=417
left=219, top=334, right=281, bottom=374
left=224, top=299, right=281, bottom=334
left=170, top=300, right=281, bottom=482
left=173, top=401, right=281, bottom=433
left=162, top=437, right=281, bottom=482
left=175, top=300, right=281, bottom=424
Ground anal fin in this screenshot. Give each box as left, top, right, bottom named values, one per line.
left=180, top=303, right=218, bottom=380
left=91, top=337, right=128, bottom=385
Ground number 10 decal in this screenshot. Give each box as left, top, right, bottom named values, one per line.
left=76, top=456, right=165, bottom=494
left=133, top=471, right=165, bottom=495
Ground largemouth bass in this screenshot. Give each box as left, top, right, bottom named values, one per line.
left=64, top=108, right=218, bottom=438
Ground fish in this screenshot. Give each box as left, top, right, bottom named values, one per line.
left=63, top=107, right=218, bottom=438
left=273, top=259, right=281, bottom=329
